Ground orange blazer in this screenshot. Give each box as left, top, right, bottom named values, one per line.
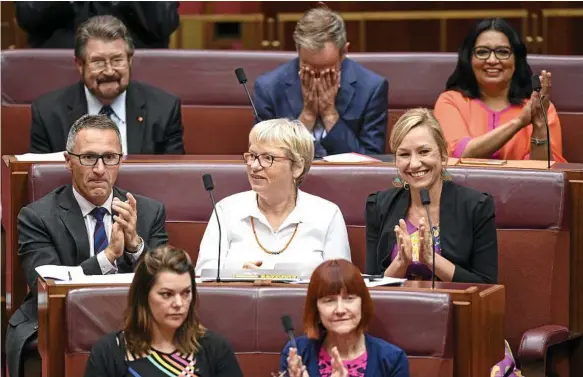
left=434, top=90, right=566, bottom=162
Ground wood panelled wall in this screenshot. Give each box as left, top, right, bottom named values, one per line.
left=2, top=1, right=583, bottom=55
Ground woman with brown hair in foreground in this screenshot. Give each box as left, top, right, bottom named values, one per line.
left=84, top=245, right=243, bottom=377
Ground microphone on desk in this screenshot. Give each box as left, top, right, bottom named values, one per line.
left=420, top=188, right=436, bottom=289
left=235, top=68, right=262, bottom=122
left=202, top=174, right=222, bottom=282
left=281, top=314, right=298, bottom=349
left=530, top=74, right=551, bottom=169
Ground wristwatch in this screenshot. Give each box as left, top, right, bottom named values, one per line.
left=531, top=137, right=549, bottom=146
left=127, top=236, right=144, bottom=253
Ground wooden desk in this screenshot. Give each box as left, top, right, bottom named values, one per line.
left=37, top=279, right=505, bottom=377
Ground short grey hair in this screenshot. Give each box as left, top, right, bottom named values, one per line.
left=293, top=6, right=347, bottom=51
left=249, top=119, right=315, bottom=185
left=66, top=114, right=122, bottom=152
left=75, top=15, right=135, bottom=60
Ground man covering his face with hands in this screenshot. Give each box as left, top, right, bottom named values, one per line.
left=253, top=6, right=389, bottom=157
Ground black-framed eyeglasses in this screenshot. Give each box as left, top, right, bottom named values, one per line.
left=473, top=46, right=513, bottom=61
left=68, top=152, right=123, bottom=166
left=243, top=152, right=293, bottom=168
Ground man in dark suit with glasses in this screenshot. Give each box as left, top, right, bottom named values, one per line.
left=6, top=114, right=169, bottom=377
left=29, top=15, right=184, bottom=155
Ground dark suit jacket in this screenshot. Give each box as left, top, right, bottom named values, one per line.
left=5, top=185, right=168, bottom=377
left=281, top=334, right=409, bottom=377
left=365, top=181, right=498, bottom=284
left=253, top=57, right=389, bottom=155
left=15, top=1, right=179, bottom=49
left=30, top=81, right=185, bottom=154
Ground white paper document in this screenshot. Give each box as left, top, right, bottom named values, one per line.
left=365, top=277, right=407, bottom=287
left=321, top=153, right=381, bottom=163
left=54, top=273, right=135, bottom=285
left=15, top=152, right=66, bottom=162
left=35, top=265, right=85, bottom=281
left=36, top=264, right=135, bottom=284
left=282, top=276, right=406, bottom=287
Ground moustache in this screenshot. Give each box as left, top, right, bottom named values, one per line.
left=96, top=76, right=120, bottom=84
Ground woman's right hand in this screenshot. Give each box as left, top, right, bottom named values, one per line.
left=287, top=347, right=309, bottom=377
left=242, top=260, right=263, bottom=269
left=392, top=219, right=413, bottom=268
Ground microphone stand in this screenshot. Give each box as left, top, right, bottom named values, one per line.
left=537, top=93, right=551, bottom=169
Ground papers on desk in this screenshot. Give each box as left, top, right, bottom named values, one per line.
left=54, top=273, right=135, bottom=285
left=321, top=153, right=381, bottom=163
left=36, top=264, right=135, bottom=284
left=284, top=276, right=406, bottom=287
left=15, top=152, right=66, bottom=161
left=365, top=277, right=407, bottom=287
left=35, top=265, right=84, bottom=281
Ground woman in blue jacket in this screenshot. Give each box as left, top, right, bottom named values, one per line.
left=280, top=259, right=409, bottom=377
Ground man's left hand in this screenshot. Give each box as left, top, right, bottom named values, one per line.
left=112, top=193, right=140, bottom=251
left=317, top=69, right=340, bottom=129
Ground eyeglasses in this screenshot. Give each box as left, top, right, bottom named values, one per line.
left=473, top=47, right=513, bottom=61
left=243, top=152, right=292, bottom=168
left=68, top=152, right=123, bottom=166
left=86, top=57, right=128, bottom=71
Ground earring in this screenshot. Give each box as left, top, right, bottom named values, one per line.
left=392, top=175, right=403, bottom=188
left=392, top=175, right=410, bottom=190
left=442, top=168, right=452, bottom=181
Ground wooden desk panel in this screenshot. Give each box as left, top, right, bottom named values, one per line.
left=38, top=279, right=505, bottom=377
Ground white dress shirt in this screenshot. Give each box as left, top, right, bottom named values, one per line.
left=85, top=86, right=128, bottom=155
left=195, top=190, right=351, bottom=275
left=312, top=119, right=328, bottom=141
left=72, top=187, right=143, bottom=274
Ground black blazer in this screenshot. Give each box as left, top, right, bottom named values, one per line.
left=5, top=185, right=168, bottom=377
left=84, top=331, right=244, bottom=377
left=365, top=181, right=498, bottom=284
left=30, top=81, right=185, bottom=154
left=15, top=2, right=179, bottom=49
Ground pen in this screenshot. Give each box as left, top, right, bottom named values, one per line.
left=68, top=271, right=72, bottom=281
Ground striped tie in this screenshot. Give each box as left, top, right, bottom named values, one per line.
left=91, top=207, right=109, bottom=253
left=99, top=105, right=114, bottom=119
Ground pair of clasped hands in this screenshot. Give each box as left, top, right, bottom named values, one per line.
left=286, top=347, right=348, bottom=377
left=516, top=70, right=552, bottom=137
left=386, top=217, right=434, bottom=276
left=298, top=65, right=341, bottom=130
left=105, top=192, right=141, bottom=264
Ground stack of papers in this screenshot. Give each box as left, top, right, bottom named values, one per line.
left=286, top=276, right=406, bottom=287
left=321, top=153, right=381, bottom=163
left=15, top=152, right=66, bottom=162
left=364, top=277, right=407, bottom=287
left=35, top=265, right=84, bottom=281
left=35, top=265, right=134, bottom=284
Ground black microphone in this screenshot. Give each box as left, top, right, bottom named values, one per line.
left=281, top=315, right=298, bottom=349
left=235, top=68, right=261, bottom=122
left=420, top=188, right=436, bottom=289
left=202, top=174, right=222, bottom=282
left=530, top=74, right=551, bottom=169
